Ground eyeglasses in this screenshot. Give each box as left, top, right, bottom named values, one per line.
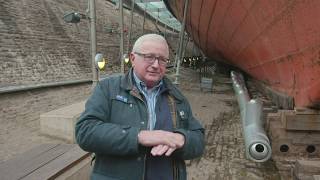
left=134, top=52, right=169, bottom=66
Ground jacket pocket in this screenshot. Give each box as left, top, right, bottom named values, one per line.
left=91, top=171, right=124, bottom=180
left=110, top=97, right=140, bottom=126
left=93, top=155, right=143, bottom=180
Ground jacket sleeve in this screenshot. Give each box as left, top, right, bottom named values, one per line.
left=75, top=80, right=140, bottom=156
left=173, top=100, right=205, bottom=160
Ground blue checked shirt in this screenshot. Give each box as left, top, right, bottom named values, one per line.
left=133, top=72, right=162, bottom=130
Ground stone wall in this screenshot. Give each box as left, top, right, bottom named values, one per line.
left=0, top=0, right=190, bottom=127
left=0, top=0, right=179, bottom=87
left=0, top=0, right=91, bottom=86
left=0, top=83, right=91, bottom=137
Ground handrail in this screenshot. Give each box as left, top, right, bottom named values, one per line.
left=0, top=75, right=110, bottom=94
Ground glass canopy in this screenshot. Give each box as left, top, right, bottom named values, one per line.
left=112, top=0, right=181, bottom=31
left=135, top=0, right=181, bottom=31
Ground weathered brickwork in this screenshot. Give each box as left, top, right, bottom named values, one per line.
left=1, top=0, right=89, bottom=86
left=0, top=0, right=181, bottom=125
left=174, top=69, right=281, bottom=180
left=0, top=0, right=180, bottom=87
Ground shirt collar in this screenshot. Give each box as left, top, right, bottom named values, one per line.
left=133, top=72, right=163, bottom=93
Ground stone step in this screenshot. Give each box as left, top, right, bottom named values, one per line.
left=40, top=101, right=85, bottom=142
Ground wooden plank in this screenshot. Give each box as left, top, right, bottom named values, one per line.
left=0, top=144, right=74, bottom=180
left=285, top=114, right=320, bottom=131
left=55, top=156, right=92, bottom=180
left=314, top=175, right=320, bottom=180
left=294, top=160, right=320, bottom=179
left=0, top=144, right=58, bottom=180
left=22, top=145, right=91, bottom=180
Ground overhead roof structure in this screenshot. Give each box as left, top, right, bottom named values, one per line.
left=135, top=0, right=181, bottom=31
left=112, top=0, right=181, bottom=31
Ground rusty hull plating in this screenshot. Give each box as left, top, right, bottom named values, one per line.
left=165, top=0, right=320, bottom=108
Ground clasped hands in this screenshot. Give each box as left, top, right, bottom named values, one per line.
left=138, top=130, right=185, bottom=157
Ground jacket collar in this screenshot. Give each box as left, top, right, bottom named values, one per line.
left=120, top=68, right=184, bottom=102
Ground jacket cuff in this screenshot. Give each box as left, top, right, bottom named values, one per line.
left=173, top=128, right=188, bottom=152
left=126, top=126, right=141, bottom=154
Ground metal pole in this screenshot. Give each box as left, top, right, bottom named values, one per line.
left=181, top=35, right=189, bottom=61
left=127, top=0, right=135, bottom=54
left=155, top=8, right=159, bottom=32
left=89, top=0, right=98, bottom=88
left=119, top=0, right=124, bottom=73
left=142, top=3, right=148, bottom=34
left=155, top=9, right=158, bottom=25
left=174, top=0, right=189, bottom=85
left=164, top=23, right=167, bottom=38
left=192, top=41, right=195, bottom=56
left=174, top=30, right=181, bottom=67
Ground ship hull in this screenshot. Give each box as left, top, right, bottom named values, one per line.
left=165, top=0, right=320, bottom=108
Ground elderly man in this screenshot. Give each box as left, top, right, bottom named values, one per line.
left=76, top=33, right=205, bottom=180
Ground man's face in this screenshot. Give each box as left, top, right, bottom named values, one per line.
left=130, top=40, right=169, bottom=88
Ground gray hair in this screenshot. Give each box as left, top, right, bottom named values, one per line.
left=132, top=33, right=169, bottom=53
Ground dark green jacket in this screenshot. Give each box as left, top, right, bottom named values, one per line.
left=75, top=69, right=205, bottom=180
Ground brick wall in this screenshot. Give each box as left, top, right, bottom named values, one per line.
left=0, top=0, right=186, bottom=125
left=0, top=0, right=177, bottom=86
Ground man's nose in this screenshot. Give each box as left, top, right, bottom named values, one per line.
left=150, top=58, right=160, bottom=67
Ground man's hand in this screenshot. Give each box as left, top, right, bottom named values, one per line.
left=138, top=130, right=185, bottom=156
left=151, top=144, right=175, bottom=156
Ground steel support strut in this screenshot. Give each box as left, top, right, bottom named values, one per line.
left=89, top=0, right=98, bottom=88
left=174, top=0, right=189, bottom=85
left=231, top=71, right=272, bottom=162
left=127, top=0, right=135, bottom=54
left=119, top=0, right=124, bottom=73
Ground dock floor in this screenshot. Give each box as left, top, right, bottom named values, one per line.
left=0, top=67, right=280, bottom=180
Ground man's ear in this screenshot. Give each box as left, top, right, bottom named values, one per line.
left=129, top=53, right=135, bottom=67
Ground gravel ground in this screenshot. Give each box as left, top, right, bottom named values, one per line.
left=0, top=67, right=281, bottom=179
left=178, top=68, right=280, bottom=180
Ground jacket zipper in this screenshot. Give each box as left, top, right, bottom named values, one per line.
left=173, top=161, right=179, bottom=180
left=142, top=154, right=147, bottom=180
left=168, top=94, right=179, bottom=180
left=136, top=94, right=147, bottom=180
left=132, top=90, right=179, bottom=180
left=130, top=88, right=148, bottom=180
left=134, top=94, right=148, bottom=180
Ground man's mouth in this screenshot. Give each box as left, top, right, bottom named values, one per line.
left=148, top=71, right=159, bottom=75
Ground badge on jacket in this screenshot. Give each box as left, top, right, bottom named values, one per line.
left=116, top=95, right=128, bottom=103
left=179, top=110, right=185, bottom=119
